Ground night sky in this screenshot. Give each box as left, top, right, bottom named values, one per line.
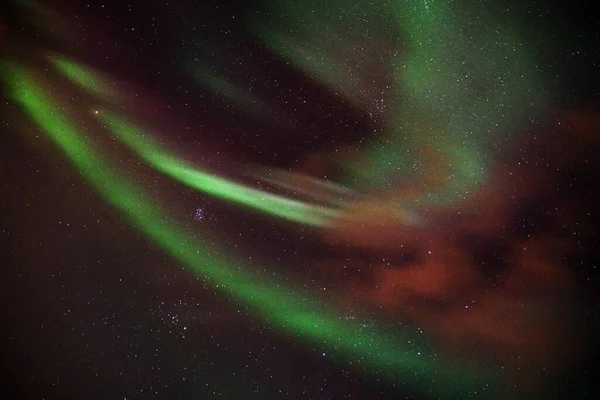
left=1, top=1, right=600, bottom=399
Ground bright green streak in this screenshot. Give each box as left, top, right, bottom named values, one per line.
left=100, top=113, right=339, bottom=227
left=49, top=55, right=338, bottom=227
left=5, top=63, right=494, bottom=398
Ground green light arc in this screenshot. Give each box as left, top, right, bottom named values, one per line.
left=4, top=60, right=498, bottom=399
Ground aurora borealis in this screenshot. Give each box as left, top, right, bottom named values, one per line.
left=2, top=1, right=599, bottom=399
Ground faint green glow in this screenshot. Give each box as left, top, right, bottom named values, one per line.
left=253, top=0, right=548, bottom=205
left=4, top=62, right=496, bottom=399
left=188, top=64, right=270, bottom=118
left=250, top=0, right=395, bottom=113
left=50, top=55, right=115, bottom=100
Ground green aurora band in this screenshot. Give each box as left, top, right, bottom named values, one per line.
left=7, top=0, right=553, bottom=396
left=99, top=111, right=340, bottom=227
left=3, top=62, right=497, bottom=398
left=49, top=56, right=341, bottom=228
left=252, top=0, right=549, bottom=203
left=50, top=55, right=426, bottom=227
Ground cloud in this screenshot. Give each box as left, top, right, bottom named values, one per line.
left=318, top=115, right=592, bottom=393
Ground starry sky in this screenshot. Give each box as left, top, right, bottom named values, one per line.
left=1, top=0, right=600, bottom=399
